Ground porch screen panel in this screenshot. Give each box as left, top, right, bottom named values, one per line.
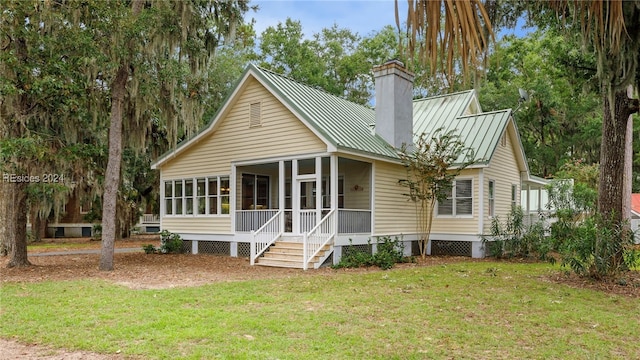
left=242, top=174, right=268, bottom=210
left=322, top=177, right=344, bottom=209
left=221, top=177, right=230, bottom=214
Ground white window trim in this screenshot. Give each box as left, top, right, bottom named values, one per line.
left=436, top=177, right=474, bottom=218
left=163, top=175, right=230, bottom=217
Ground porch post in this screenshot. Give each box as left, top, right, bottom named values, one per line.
left=279, top=160, right=285, bottom=230
left=331, top=155, right=338, bottom=231
left=315, top=157, right=322, bottom=223
left=231, top=164, right=237, bottom=232
left=292, top=159, right=299, bottom=233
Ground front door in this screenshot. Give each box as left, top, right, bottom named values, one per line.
left=297, top=180, right=318, bottom=233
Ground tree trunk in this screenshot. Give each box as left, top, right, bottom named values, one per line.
left=0, top=182, right=12, bottom=257
left=99, top=0, right=144, bottom=271
left=99, top=67, right=128, bottom=271
left=598, top=89, right=637, bottom=223
left=5, top=181, right=31, bottom=268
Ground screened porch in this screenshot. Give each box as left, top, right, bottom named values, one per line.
left=233, top=156, right=372, bottom=235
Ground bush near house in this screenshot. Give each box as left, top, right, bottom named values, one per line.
left=142, top=230, right=183, bottom=254
left=333, top=236, right=410, bottom=270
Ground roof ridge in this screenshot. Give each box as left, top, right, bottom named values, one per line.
left=413, top=89, right=475, bottom=103
left=251, top=63, right=370, bottom=110
left=457, top=108, right=512, bottom=118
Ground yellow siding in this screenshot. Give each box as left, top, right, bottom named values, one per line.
left=373, top=161, right=418, bottom=235
left=162, top=217, right=231, bottom=234
left=159, top=76, right=327, bottom=234
left=374, top=162, right=481, bottom=236
left=161, top=77, right=326, bottom=178
left=430, top=168, right=481, bottom=235
left=482, top=125, right=523, bottom=234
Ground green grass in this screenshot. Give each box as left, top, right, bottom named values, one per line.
left=1, top=262, right=639, bottom=359
left=27, top=242, right=99, bottom=250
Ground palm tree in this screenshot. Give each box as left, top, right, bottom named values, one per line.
left=397, top=0, right=639, bottom=225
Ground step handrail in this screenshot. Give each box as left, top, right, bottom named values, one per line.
left=303, top=208, right=336, bottom=270
left=250, top=210, right=283, bottom=265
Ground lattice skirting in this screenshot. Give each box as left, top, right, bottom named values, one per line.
left=197, top=241, right=231, bottom=255
left=181, top=240, right=193, bottom=254
left=430, top=240, right=472, bottom=257
left=343, top=243, right=372, bottom=257
left=237, top=242, right=251, bottom=258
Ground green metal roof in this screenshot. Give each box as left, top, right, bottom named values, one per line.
left=153, top=64, right=515, bottom=169
left=251, top=65, right=397, bottom=159
left=254, top=65, right=511, bottom=166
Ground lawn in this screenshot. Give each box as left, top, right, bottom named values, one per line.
left=1, top=261, right=639, bottom=359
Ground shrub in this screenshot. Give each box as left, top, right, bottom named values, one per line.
left=482, top=206, right=553, bottom=262
left=142, top=244, right=157, bottom=254
left=159, top=230, right=183, bottom=254
left=560, top=215, right=639, bottom=279
left=333, top=236, right=409, bottom=270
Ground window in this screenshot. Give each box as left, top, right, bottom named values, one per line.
left=438, top=179, right=473, bottom=216
left=488, top=180, right=495, bottom=217
left=165, top=181, right=174, bottom=215
left=184, top=179, right=194, bottom=215
left=175, top=180, right=183, bottom=214
left=511, top=184, right=518, bottom=209
left=196, top=178, right=206, bottom=215
left=164, top=176, right=230, bottom=216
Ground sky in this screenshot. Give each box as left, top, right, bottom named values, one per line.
left=251, top=0, right=405, bottom=38
left=250, top=0, right=529, bottom=40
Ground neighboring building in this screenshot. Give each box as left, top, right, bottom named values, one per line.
left=46, top=192, right=160, bottom=238
left=151, top=61, right=547, bottom=269
left=632, top=194, right=640, bottom=244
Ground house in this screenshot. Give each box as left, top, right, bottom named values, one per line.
left=151, top=60, right=547, bottom=268
left=632, top=194, right=640, bottom=244
left=44, top=191, right=160, bottom=238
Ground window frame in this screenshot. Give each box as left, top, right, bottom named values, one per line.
left=436, top=177, right=474, bottom=217
left=488, top=180, right=495, bottom=218
left=163, top=175, right=230, bottom=217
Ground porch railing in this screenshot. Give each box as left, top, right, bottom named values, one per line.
left=236, top=209, right=279, bottom=232
left=300, top=210, right=317, bottom=233
left=139, top=214, right=159, bottom=224
left=338, top=209, right=371, bottom=233
left=303, top=209, right=336, bottom=270
left=250, top=210, right=283, bottom=265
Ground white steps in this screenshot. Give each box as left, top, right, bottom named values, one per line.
left=256, top=240, right=331, bottom=269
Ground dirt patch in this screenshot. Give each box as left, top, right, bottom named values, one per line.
left=0, top=339, right=128, bottom=360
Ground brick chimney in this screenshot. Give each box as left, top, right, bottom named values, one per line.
left=373, top=60, right=414, bottom=149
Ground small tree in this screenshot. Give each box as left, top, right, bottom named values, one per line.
left=397, top=128, right=474, bottom=258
